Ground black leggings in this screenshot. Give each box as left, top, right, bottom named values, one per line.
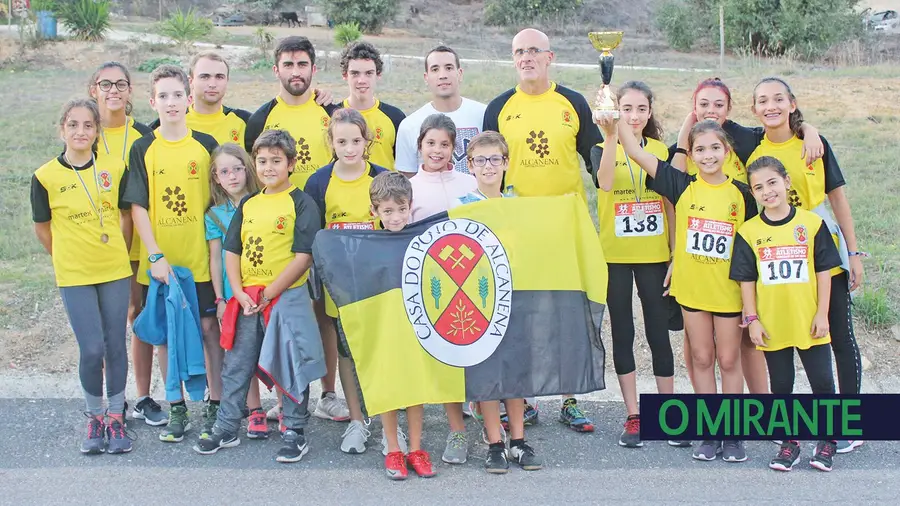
left=829, top=272, right=861, bottom=394
left=764, top=344, right=835, bottom=395
left=606, top=262, right=674, bottom=377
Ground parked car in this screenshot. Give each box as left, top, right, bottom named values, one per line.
left=867, top=10, right=898, bottom=32
left=214, top=12, right=245, bottom=27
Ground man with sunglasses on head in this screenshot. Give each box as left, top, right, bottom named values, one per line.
left=483, top=28, right=602, bottom=435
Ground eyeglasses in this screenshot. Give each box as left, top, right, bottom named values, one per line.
left=96, top=79, right=130, bottom=92
left=513, top=47, right=551, bottom=58
left=469, top=155, right=507, bottom=167
left=216, top=166, right=245, bottom=177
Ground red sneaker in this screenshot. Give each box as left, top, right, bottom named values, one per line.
left=247, top=409, right=269, bottom=439
left=384, top=451, right=408, bottom=480
left=406, top=450, right=436, bottom=478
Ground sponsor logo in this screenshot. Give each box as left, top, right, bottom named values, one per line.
left=296, top=137, right=311, bottom=164
left=162, top=186, right=188, bottom=216
left=525, top=130, right=550, bottom=158
left=244, top=236, right=264, bottom=267
left=401, top=219, right=512, bottom=367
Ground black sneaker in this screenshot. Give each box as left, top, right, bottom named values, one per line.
left=692, top=440, right=721, bottom=461
left=618, top=415, right=642, bottom=448
left=508, top=442, right=543, bottom=470
left=132, top=397, right=168, bottom=426
left=769, top=441, right=801, bottom=472
left=193, top=429, right=239, bottom=455
left=721, top=440, right=747, bottom=463
left=200, top=402, right=219, bottom=440
left=667, top=440, right=692, bottom=448
left=485, top=443, right=509, bottom=474
left=276, top=429, right=309, bottom=463
left=810, top=440, right=837, bottom=472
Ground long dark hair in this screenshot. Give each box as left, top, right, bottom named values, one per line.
left=753, top=77, right=805, bottom=139
left=616, top=80, right=663, bottom=141
left=88, top=61, right=134, bottom=116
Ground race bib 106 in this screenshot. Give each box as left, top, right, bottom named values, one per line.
left=686, top=217, right=734, bottom=260
left=759, top=245, right=810, bottom=285
left=614, top=200, right=664, bottom=238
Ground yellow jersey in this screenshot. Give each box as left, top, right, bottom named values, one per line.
left=185, top=105, right=251, bottom=147
left=31, top=155, right=132, bottom=287
left=223, top=186, right=321, bottom=289
left=483, top=82, right=601, bottom=199
left=245, top=96, right=339, bottom=191
left=648, top=160, right=757, bottom=313
left=123, top=129, right=218, bottom=285
left=339, top=99, right=405, bottom=170
left=590, top=138, right=670, bottom=264
left=730, top=207, right=842, bottom=351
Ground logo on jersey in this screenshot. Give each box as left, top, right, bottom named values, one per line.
left=794, top=224, right=808, bottom=244
left=788, top=188, right=802, bottom=208
left=60, top=183, right=77, bottom=193
left=321, top=115, right=330, bottom=128
left=401, top=218, right=512, bottom=367
left=231, top=129, right=239, bottom=142
left=188, top=160, right=199, bottom=177
left=729, top=202, right=738, bottom=218
left=274, top=215, right=288, bottom=234
left=98, top=170, right=113, bottom=192
left=162, top=186, right=188, bottom=216
left=244, top=236, right=264, bottom=267
left=101, top=201, right=114, bottom=213
left=375, top=127, right=384, bottom=141
left=296, top=137, right=312, bottom=164
left=562, top=111, right=572, bottom=124
left=526, top=130, right=550, bottom=158
left=505, top=114, right=522, bottom=121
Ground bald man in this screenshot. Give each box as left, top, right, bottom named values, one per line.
left=483, top=29, right=602, bottom=435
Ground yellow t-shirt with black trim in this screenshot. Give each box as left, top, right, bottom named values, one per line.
left=483, top=82, right=601, bottom=199
left=223, top=186, right=321, bottom=289
left=648, top=160, right=757, bottom=313
left=730, top=207, right=842, bottom=351
left=304, top=162, right=389, bottom=316
left=97, top=117, right=153, bottom=262
left=245, top=96, right=339, bottom=191
left=123, top=129, right=218, bottom=285
left=339, top=99, right=406, bottom=170
left=747, top=134, right=846, bottom=275
left=590, top=138, right=670, bottom=264
left=31, top=155, right=132, bottom=287
left=185, top=105, right=251, bottom=147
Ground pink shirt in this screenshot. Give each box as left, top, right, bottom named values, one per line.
left=409, top=168, right=478, bottom=222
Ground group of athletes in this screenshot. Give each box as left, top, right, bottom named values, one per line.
left=30, top=26, right=866, bottom=478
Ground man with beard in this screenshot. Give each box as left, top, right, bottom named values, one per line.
left=244, top=36, right=350, bottom=427
left=245, top=36, right=340, bottom=191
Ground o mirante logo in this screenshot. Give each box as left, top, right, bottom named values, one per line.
left=401, top=218, right=512, bottom=367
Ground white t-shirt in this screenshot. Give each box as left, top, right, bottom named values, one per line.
left=395, top=97, right=487, bottom=175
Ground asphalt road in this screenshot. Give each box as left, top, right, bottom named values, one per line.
left=0, top=398, right=896, bottom=505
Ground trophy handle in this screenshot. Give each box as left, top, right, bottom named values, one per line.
left=600, top=52, right=614, bottom=86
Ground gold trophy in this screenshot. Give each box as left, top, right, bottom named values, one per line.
left=588, top=31, right=624, bottom=120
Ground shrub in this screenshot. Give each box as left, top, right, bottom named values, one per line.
left=158, top=7, right=212, bottom=51
left=483, top=0, right=583, bottom=26
left=654, top=0, right=698, bottom=52
left=253, top=27, right=275, bottom=59
left=334, top=22, right=362, bottom=47
left=57, top=0, right=111, bottom=41
left=137, top=56, right=181, bottom=73
left=320, top=0, right=399, bottom=34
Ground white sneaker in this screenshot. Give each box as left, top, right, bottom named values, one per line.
left=314, top=392, right=351, bottom=422
left=266, top=405, right=282, bottom=422
left=381, top=426, right=409, bottom=456
left=340, top=419, right=370, bottom=454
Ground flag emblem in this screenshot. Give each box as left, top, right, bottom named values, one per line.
left=402, top=218, right=511, bottom=367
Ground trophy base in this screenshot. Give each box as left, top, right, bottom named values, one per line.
left=593, top=109, right=619, bottom=121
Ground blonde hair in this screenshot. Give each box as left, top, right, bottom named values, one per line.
left=190, top=51, right=230, bottom=78
left=327, top=108, right=373, bottom=162
left=207, top=143, right=260, bottom=215
left=466, top=131, right=509, bottom=159
left=369, top=171, right=412, bottom=209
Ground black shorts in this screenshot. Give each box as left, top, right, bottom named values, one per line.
left=143, top=280, right=217, bottom=318
left=681, top=304, right=741, bottom=319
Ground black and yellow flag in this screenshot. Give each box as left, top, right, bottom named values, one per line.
left=313, top=195, right=607, bottom=416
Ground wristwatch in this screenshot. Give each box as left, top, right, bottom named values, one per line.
left=148, top=253, right=165, bottom=263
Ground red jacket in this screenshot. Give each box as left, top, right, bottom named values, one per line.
left=219, top=286, right=280, bottom=350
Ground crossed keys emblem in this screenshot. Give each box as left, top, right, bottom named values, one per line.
left=438, top=244, right=475, bottom=269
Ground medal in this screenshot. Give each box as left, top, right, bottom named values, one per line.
left=64, top=152, right=108, bottom=244
left=624, top=140, right=646, bottom=220
left=633, top=206, right=646, bottom=222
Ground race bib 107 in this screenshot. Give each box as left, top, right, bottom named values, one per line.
left=686, top=217, right=734, bottom=260
left=759, top=245, right=810, bottom=285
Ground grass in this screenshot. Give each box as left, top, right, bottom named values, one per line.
left=1, top=50, right=898, bottom=338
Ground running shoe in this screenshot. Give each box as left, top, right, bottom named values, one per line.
left=313, top=392, right=351, bottom=422
left=559, top=398, right=594, bottom=432
left=276, top=429, right=308, bottom=463
left=407, top=450, right=436, bottom=478
left=769, top=441, right=801, bottom=472
left=81, top=415, right=106, bottom=455
left=508, top=442, right=543, bottom=470
left=200, top=402, right=218, bottom=440
left=105, top=416, right=133, bottom=454
left=721, top=440, right=747, bottom=462
left=485, top=443, right=509, bottom=474
left=380, top=425, right=408, bottom=456
left=668, top=440, right=692, bottom=448
left=810, top=440, right=837, bottom=472
left=384, top=451, right=408, bottom=480
left=159, top=404, right=191, bottom=443
left=442, top=431, right=468, bottom=464
left=340, top=419, right=370, bottom=454
left=247, top=409, right=269, bottom=440
left=618, top=415, right=642, bottom=448
left=132, top=397, right=168, bottom=426
left=692, top=440, right=721, bottom=461
left=500, top=401, right=539, bottom=431
left=836, top=440, right=864, bottom=454
left=193, top=429, right=240, bottom=455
